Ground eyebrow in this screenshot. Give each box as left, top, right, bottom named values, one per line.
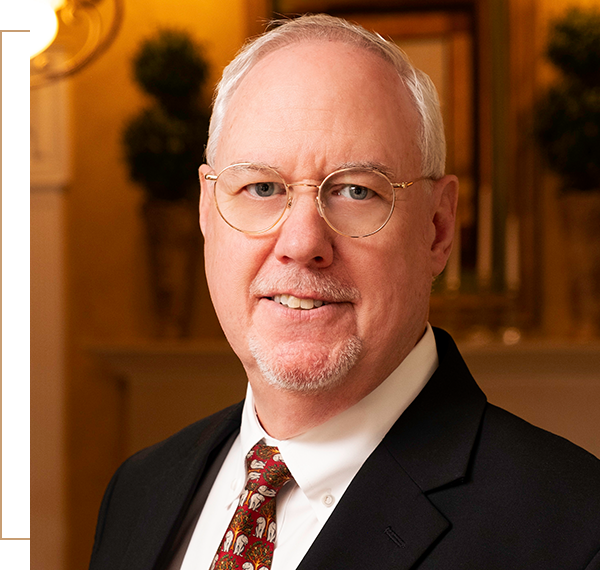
left=229, top=160, right=396, bottom=179
left=336, top=161, right=395, bottom=178
left=228, top=161, right=274, bottom=170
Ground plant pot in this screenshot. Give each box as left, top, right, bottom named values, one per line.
left=561, top=191, right=600, bottom=339
left=142, top=198, right=200, bottom=338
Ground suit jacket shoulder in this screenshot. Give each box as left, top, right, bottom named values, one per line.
left=89, top=402, right=243, bottom=570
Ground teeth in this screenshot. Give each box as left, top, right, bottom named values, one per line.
left=273, top=294, right=325, bottom=310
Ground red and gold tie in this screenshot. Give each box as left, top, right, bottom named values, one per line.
left=210, top=442, right=293, bottom=570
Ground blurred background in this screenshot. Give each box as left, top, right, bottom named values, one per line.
left=29, top=0, right=600, bottom=568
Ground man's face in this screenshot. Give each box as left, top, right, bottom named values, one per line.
left=200, top=41, right=456, bottom=400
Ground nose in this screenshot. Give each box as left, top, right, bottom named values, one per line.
left=273, top=186, right=334, bottom=268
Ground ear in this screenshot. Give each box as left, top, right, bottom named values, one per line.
left=429, top=174, right=459, bottom=277
left=199, top=164, right=213, bottom=237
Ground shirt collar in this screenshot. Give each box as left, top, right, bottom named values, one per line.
left=238, top=324, right=438, bottom=523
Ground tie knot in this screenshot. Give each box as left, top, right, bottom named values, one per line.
left=245, top=442, right=292, bottom=493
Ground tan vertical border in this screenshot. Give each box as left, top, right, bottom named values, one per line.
left=0, top=30, right=29, bottom=570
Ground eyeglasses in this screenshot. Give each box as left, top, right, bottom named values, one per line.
left=204, top=163, right=429, bottom=238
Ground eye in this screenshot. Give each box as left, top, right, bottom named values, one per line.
left=337, top=184, right=375, bottom=201
left=245, top=182, right=286, bottom=198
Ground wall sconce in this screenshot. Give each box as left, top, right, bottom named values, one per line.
left=30, top=0, right=124, bottom=88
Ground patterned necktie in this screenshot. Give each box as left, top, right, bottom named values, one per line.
left=210, top=442, right=293, bottom=570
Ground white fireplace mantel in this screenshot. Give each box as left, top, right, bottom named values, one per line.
left=92, top=338, right=600, bottom=459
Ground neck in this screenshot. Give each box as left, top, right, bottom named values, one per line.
left=248, top=350, right=412, bottom=440
left=250, top=385, right=359, bottom=440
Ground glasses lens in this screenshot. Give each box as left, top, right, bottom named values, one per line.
left=214, top=164, right=288, bottom=233
left=320, top=168, right=395, bottom=237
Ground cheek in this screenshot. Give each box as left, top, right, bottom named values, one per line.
left=204, top=217, right=271, bottom=325
left=353, top=220, right=432, bottom=334
left=204, top=221, right=248, bottom=321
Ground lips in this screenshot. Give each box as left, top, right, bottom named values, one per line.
left=251, top=270, right=362, bottom=311
left=272, top=294, right=325, bottom=310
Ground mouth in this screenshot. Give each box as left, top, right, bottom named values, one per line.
left=270, top=294, right=327, bottom=310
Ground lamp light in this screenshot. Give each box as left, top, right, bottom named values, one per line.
left=29, top=1, right=60, bottom=58
left=30, top=0, right=124, bottom=88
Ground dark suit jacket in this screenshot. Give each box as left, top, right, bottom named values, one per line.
left=89, top=329, right=600, bottom=570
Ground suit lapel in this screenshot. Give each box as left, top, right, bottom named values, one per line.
left=385, top=329, right=487, bottom=493
left=118, top=403, right=243, bottom=570
left=298, top=329, right=486, bottom=570
left=297, top=443, right=450, bottom=570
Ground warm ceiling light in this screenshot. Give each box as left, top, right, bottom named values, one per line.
left=29, top=0, right=60, bottom=59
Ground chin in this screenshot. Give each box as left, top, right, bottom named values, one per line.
left=248, top=335, right=363, bottom=393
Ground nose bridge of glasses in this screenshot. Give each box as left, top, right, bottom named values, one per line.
left=285, top=182, right=323, bottom=212
left=287, top=181, right=320, bottom=192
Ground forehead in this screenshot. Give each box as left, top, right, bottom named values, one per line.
left=215, top=40, right=421, bottom=177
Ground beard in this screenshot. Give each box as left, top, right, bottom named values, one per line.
left=248, top=333, right=363, bottom=393
left=248, top=268, right=363, bottom=393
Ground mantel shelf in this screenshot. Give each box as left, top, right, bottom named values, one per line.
left=88, top=336, right=600, bottom=387
left=87, top=337, right=600, bottom=458
left=89, top=338, right=245, bottom=384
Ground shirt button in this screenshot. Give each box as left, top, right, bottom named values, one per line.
left=322, top=494, right=335, bottom=507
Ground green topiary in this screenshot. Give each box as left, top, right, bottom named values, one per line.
left=123, top=107, right=210, bottom=200
left=546, top=8, right=600, bottom=87
left=123, top=29, right=210, bottom=200
left=534, top=8, right=600, bottom=192
left=133, top=30, right=208, bottom=114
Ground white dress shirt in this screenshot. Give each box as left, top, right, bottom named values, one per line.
left=180, top=324, right=438, bottom=570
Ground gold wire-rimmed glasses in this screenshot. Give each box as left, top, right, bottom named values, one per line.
left=204, top=162, right=429, bottom=238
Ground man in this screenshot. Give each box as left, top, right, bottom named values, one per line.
left=90, top=14, right=600, bottom=570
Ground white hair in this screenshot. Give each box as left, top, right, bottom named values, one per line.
left=205, top=14, right=447, bottom=179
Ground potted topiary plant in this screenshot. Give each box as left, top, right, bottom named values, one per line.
left=123, top=29, right=210, bottom=338
left=534, top=8, right=600, bottom=337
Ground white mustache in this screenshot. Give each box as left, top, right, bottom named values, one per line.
left=250, top=269, right=360, bottom=303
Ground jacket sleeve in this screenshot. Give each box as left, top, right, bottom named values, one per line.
left=89, top=461, right=126, bottom=569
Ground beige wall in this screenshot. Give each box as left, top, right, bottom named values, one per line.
left=30, top=1, right=600, bottom=569
left=63, top=1, right=245, bottom=568
left=32, top=190, right=68, bottom=570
